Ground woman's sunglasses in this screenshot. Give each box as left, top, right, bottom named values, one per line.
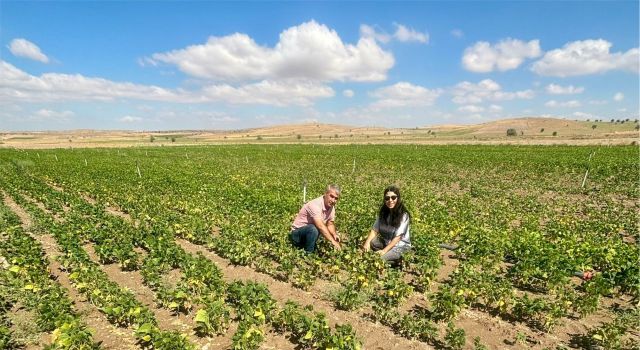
left=384, top=195, right=398, bottom=201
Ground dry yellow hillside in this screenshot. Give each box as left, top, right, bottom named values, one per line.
left=2, top=117, right=637, bottom=149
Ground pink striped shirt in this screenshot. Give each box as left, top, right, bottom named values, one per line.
left=291, top=196, right=335, bottom=230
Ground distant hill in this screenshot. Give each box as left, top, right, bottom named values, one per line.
left=1, top=117, right=637, bottom=148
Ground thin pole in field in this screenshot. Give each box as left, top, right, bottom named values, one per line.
left=302, top=178, right=307, bottom=204
left=352, top=158, right=356, bottom=174
left=54, top=154, right=58, bottom=161
left=581, top=169, right=590, bottom=188
left=136, top=161, right=142, bottom=178
left=582, top=151, right=596, bottom=189
left=84, top=159, right=88, bottom=166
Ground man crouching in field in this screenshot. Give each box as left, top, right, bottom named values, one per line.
left=290, top=184, right=342, bottom=253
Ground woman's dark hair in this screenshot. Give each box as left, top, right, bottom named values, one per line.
left=378, top=185, right=410, bottom=228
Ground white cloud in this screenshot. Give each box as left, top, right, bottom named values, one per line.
left=617, top=108, right=627, bottom=112
left=120, top=115, right=143, bottom=123
left=343, top=89, right=354, bottom=98
left=361, top=23, right=428, bottom=44
left=489, top=104, right=503, bottom=112
left=392, top=23, right=428, bottom=43
left=532, top=39, right=639, bottom=77
left=150, top=20, right=394, bottom=82
left=613, top=92, right=624, bottom=101
left=462, top=38, right=541, bottom=72
left=450, top=29, right=464, bottom=38
left=0, top=61, right=334, bottom=106
left=201, top=80, right=334, bottom=107
left=451, top=79, right=534, bottom=104
left=370, top=82, right=442, bottom=109
left=458, top=105, right=484, bottom=113
left=360, top=24, right=391, bottom=44
left=8, top=38, right=49, bottom=63
left=545, top=83, right=584, bottom=95
left=573, top=111, right=596, bottom=119
left=0, top=61, right=187, bottom=103
left=193, top=111, right=239, bottom=124
left=588, top=100, right=608, bottom=105
left=545, top=99, right=582, bottom=108
left=33, top=109, right=74, bottom=122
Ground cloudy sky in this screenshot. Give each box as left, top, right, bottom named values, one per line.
left=1, top=1, right=638, bottom=131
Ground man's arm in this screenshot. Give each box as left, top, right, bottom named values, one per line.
left=326, top=220, right=340, bottom=241
left=313, top=216, right=341, bottom=249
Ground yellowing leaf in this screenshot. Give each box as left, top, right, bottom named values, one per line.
left=303, top=330, right=313, bottom=340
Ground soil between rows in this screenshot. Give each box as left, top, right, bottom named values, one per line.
left=176, top=238, right=431, bottom=350
left=15, top=181, right=637, bottom=349
left=3, top=194, right=138, bottom=350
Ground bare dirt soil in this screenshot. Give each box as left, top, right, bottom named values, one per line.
left=8, top=187, right=631, bottom=350
left=3, top=194, right=139, bottom=350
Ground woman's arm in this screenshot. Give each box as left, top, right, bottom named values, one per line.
left=378, top=215, right=409, bottom=255
left=362, top=229, right=377, bottom=252
left=378, top=235, right=403, bottom=255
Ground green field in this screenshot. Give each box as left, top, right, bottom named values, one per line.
left=1, top=145, right=638, bottom=349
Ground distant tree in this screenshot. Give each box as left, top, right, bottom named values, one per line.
left=297, top=134, right=302, bottom=140
left=635, top=125, right=639, bottom=130
left=319, top=135, right=322, bottom=139
left=520, top=131, right=524, bottom=136
left=171, top=137, right=176, bottom=142
left=586, top=119, right=590, bottom=122
left=552, top=131, right=558, bottom=136
left=610, top=119, right=615, bottom=123
left=350, top=134, right=353, bottom=137
left=256, top=135, right=263, bottom=140
left=506, top=128, right=517, bottom=136
left=334, top=134, right=339, bottom=138
left=592, top=125, right=597, bottom=130
left=150, top=135, right=155, bottom=142
left=540, top=128, right=545, bottom=133
left=625, top=118, right=630, bottom=122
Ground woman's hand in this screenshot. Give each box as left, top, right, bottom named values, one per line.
left=363, top=229, right=377, bottom=252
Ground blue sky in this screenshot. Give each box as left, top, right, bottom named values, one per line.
left=1, top=1, right=638, bottom=131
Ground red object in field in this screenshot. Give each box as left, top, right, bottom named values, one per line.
left=582, top=271, right=594, bottom=280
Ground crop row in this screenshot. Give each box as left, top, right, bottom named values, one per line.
left=1, top=144, right=638, bottom=348
left=1, top=158, right=363, bottom=349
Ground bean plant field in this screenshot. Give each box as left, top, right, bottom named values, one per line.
left=0, top=144, right=638, bottom=350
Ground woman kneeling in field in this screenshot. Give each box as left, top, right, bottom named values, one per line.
left=362, top=185, right=412, bottom=265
